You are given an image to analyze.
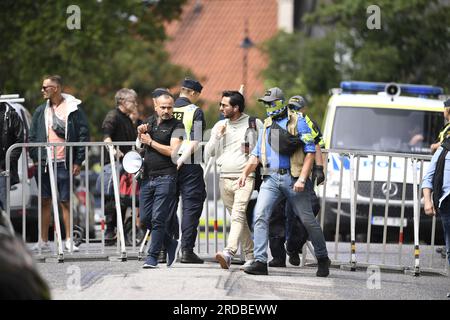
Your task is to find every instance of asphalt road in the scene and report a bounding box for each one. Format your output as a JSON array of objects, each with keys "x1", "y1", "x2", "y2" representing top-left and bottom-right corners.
[{"x1": 36, "y1": 255, "x2": 449, "y2": 300}]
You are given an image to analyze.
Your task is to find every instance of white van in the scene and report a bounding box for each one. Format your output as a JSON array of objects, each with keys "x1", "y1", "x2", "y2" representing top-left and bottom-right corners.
[{"x1": 320, "y1": 81, "x2": 446, "y2": 243}]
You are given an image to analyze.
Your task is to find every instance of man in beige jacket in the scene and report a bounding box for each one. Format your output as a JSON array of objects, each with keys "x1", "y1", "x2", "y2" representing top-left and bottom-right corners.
[{"x1": 205, "y1": 90, "x2": 263, "y2": 269}]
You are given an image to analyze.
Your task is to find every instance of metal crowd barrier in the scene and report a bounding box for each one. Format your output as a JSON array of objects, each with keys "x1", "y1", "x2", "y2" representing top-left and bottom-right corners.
[
  {"x1": 199, "y1": 148, "x2": 448, "y2": 276},
  {"x1": 5, "y1": 141, "x2": 137, "y2": 262},
  {"x1": 4, "y1": 140, "x2": 223, "y2": 263},
  {"x1": 309, "y1": 149, "x2": 448, "y2": 276},
  {"x1": 3, "y1": 141, "x2": 449, "y2": 277}
]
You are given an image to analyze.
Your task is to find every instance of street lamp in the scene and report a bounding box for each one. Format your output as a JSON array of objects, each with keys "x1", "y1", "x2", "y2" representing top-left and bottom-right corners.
[{"x1": 240, "y1": 19, "x2": 254, "y2": 96}]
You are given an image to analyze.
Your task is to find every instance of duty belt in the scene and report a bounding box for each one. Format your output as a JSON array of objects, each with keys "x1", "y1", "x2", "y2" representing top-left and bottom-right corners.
[{"x1": 264, "y1": 168, "x2": 289, "y2": 175}]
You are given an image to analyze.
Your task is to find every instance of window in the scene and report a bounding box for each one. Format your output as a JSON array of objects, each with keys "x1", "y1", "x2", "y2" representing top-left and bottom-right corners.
[{"x1": 330, "y1": 106, "x2": 442, "y2": 154}]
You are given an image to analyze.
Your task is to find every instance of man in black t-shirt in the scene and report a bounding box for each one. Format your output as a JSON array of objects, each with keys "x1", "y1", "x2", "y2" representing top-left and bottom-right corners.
[
  {"x1": 99, "y1": 88, "x2": 138, "y2": 243},
  {"x1": 137, "y1": 93, "x2": 185, "y2": 268}
]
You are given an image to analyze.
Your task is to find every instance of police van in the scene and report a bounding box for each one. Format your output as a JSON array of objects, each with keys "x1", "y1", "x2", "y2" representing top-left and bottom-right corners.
[{"x1": 320, "y1": 81, "x2": 445, "y2": 243}]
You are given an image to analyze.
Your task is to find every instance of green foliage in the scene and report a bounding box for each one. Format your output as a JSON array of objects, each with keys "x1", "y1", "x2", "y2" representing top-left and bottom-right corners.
[
  {"x1": 0, "y1": 0, "x2": 188, "y2": 138},
  {"x1": 307, "y1": 0, "x2": 450, "y2": 89},
  {"x1": 261, "y1": 30, "x2": 340, "y2": 126},
  {"x1": 262, "y1": 0, "x2": 450, "y2": 127}
]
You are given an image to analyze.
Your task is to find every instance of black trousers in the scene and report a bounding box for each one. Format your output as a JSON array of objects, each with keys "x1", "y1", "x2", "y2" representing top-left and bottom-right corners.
[
  {"x1": 104, "y1": 196, "x2": 126, "y2": 231},
  {"x1": 268, "y1": 186, "x2": 320, "y2": 259},
  {"x1": 167, "y1": 164, "x2": 206, "y2": 251}
]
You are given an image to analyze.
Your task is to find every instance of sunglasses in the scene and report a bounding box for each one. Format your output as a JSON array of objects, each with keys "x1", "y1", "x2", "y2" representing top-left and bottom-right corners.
[{"x1": 41, "y1": 85, "x2": 56, "y2": 91}]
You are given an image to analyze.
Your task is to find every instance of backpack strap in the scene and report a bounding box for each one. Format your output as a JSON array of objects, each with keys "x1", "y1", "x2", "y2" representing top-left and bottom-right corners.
[
  {"x1": 441, "y1": 137, "x2": 450, "y2": 151},
  {"x1": 244, "y1": 116, "x2": 259, "y2": 155},
  {"x1": 248, "y1": 116, "x2": 257, "y2": 130}
]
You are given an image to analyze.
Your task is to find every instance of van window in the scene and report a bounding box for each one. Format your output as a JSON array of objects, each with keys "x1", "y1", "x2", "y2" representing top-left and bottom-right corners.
[{"x1": 330, "y1": 106, "x2": 442, "y2": 154}]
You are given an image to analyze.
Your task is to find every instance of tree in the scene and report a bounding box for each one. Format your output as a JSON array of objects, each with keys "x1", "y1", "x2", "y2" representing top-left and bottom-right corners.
[
  {"x1": 307, "y1": 0, "x2": 450, "y2": 89},
  {"x1": 261, "y1": 0, "x2": 450, "y2": 126},
  {"x1": 261, "y1": 30, "x2": 340, "y2": 124},
  {"x1": 0, "y1": 0, "x2": 188, "y2": 138}
]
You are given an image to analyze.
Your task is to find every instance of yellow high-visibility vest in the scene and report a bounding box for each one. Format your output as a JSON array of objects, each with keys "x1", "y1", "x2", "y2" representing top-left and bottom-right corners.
[
  {"x1": 173, "y1": 104, "x2": 198, "y2": 154},
  {"x1": 438, "y1": 123, "x2": 450, "y2": 143}
]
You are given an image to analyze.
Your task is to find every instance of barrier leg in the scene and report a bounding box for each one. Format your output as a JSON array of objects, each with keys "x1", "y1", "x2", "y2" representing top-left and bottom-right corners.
[
  {"x1": 46, "y1": 147, "x2": 64, "y2": 263},
  {"x1": 138, "y1": 229, "x2": 151, "y2": 260},
  {"x1": 108, "y1": 146, "x2": 127, "y2": 261},
  {"x1": 406, "y1": 158, "x2": 420, "y2": 276},
  {"x1": 334, "y1": 155, "x2": 345, "y2": 260},
  {"x1": 349, "y1": 154, "x2": 357, "y2": 271},
  {"x1": 100, "y1": 147, "x2": 105, "y2": 254}
]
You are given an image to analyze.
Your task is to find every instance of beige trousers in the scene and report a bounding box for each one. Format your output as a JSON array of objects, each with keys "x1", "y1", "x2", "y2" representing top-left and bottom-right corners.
[{"x1": 219, "y1": 176, "x2": 254, "y2": 260}]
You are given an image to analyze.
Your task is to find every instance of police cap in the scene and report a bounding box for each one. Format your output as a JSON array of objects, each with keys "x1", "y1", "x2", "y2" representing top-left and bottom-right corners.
[{"x1": 182, "y1": 78, "x2": 203, "y2": 93}]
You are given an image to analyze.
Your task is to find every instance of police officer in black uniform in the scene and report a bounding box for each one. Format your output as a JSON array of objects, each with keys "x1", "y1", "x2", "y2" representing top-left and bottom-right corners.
[
  {"x1": 268, "y1": 95, "x2": 325, "y2": 267},
  {"x1": 169, "y1": 78, "x2": 207, "y2": 264}
]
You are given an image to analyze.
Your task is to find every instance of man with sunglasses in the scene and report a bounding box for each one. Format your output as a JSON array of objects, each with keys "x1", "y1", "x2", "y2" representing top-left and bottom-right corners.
[
  {"x1": 237, "y1": 87, "x2": 330, "y2": 277},
  {"x1": 205, "y1": 90, "x2": 263, "y2": 270},
  {"x1": 29, "y1": 75, "x2": 90, "y2": 253}
]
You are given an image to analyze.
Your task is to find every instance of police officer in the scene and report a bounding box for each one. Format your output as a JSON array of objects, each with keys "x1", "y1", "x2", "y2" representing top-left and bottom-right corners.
[
  {"x1": 268, "y1": 95, "x2": 325, "y2": 267},
  {"x1": 170, "y1": 78, "x2": 207, "y2": 264},
  {"x1": 431, "y1": 99, "x2": 450, "y2": 154},
  {"x1": 238, "y1": 87, "x2": 330, "y2": 277}
]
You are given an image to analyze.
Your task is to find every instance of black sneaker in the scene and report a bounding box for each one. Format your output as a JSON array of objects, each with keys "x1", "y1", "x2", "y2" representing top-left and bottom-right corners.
[
  {"x1": 105, "y1": 227, "x2": 116, "y2": 240},
  {"x1": 268, "y1": 257, "x2": 286, "y2": 268},
  {"x1": 244, "y1": 260, "x2": 268, "y2": 275},
  {"x1": 287, "y1": 251, "x2": 300, "y2": 266},
  {"x1": 158, "y1": 249, "x2": 167, "y2": 264},
  {"x1": 316, "y1": 257, "x2": 331, "y2": 277},
  {"x1": 180, "y1": 250, "x2": 204, "y2": 264}
]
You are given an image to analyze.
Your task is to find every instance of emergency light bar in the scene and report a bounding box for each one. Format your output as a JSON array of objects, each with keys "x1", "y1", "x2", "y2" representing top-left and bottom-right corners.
[{"x1": 340, "y1": 81, "x2": 443, "y2": 97}]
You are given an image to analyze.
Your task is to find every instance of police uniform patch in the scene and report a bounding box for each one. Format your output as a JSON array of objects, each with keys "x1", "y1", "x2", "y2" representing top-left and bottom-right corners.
[
  {"x1": 173, "y1": 112, "x2": 184, "y2": 122},
  {"x1": 301, "y1": 133, "x2": 314, "y2": 144}
]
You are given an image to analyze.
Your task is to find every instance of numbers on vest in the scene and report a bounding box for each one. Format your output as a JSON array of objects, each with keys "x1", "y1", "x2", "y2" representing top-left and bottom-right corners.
[{"x1": 173, "y1": 112, "x2": 184, "y2": 122}]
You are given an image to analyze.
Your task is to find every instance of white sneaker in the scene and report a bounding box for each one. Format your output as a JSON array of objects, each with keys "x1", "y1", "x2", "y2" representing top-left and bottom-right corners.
[
  {"x1": 65, "y1": 238, "x2": 80, "y2": 252},
  {"x1": 215, "y1": 251, "x2": 232, "y2": 269},
  {"x1": 31, "y1": 241, "x2": 52, "y2": 253},
  {"x1": 240, "y1": 259, "x2": 254, "y2": 270}
]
